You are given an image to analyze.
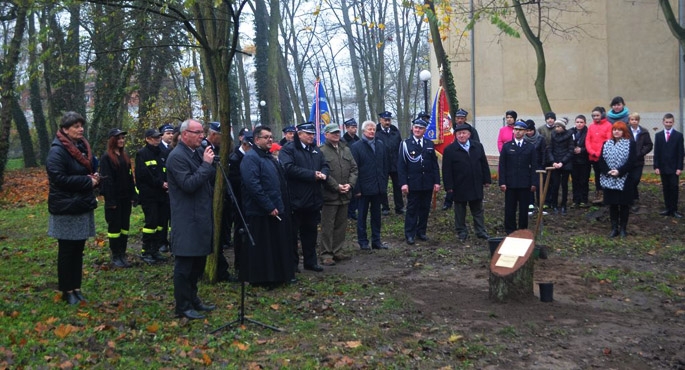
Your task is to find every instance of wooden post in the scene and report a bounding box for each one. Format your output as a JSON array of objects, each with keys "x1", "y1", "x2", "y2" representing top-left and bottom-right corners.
[{"x1": 489, "y1": 229, "x2": 535, "y2": 302}]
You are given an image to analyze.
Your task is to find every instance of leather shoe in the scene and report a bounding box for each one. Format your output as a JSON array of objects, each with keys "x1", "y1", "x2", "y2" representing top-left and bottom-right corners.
[
  {"x1": 406, "y1": 237, "x2": 415, "y2": 245},
  {"x1": 476, "y1": 233, "x2": 490, "y2": 240},
  {"x1": 372, "y1": 243, "x2": 389, "y2": 250},
  {"x1": 395, "y1": 209, "x2": 405, "y2": 215},
  {"x1": 112, "y1": 256, "x2": 127, "y2": 268},
  {"x1": 360, "y1": 244, "x2": 371, "y2": 250},
  {"x1": 159, "y1": 244, "x2": 170, "y2": 253},
  {"x1": 674, "y1": 211, "x2": 683, "y2": 219},
  {"x1": 381, "y1": 209, "x2": 390, "y2": 216},
  {"x1": 73, "y1": 290, "x2": 87, "y2": 303},
  {"x1": 62, "y1": 291, "x2": 80, "y2": 305},
  {"x1": 417, "y1": 235, "x2": 428, "y2": 241},
  {"x1": 304, "y1": 264, "x2": 324, "y2": 272},
  {"x1": 152, "y1": 251, "x2": 167, "y2": 262},
  {"x1": 458, "y1": 234, "x2": 467, "y2": 242},
  {"x1": 140, "y1": 254, "x2": 158, "y2": 264},
  {"x1": 193, "y1": 302, "x2": 216, "y2": 312},
  {"x1": 441, "y1": 204, "x2": 451, "y2": 211},
  {"x1": 660, "y1": 210, "x2": 672, "y2": 216},
  {"x1": 177, "y1": 309, "x2": 205, "y2": 320}
]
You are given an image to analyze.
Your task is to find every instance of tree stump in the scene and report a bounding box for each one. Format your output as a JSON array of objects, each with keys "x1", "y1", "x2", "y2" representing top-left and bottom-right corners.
[{"x1": 488, "y1": 229, "x2": 535, "y2": 302}]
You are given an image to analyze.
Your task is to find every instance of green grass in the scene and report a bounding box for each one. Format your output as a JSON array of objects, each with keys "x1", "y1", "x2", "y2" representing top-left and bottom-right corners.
[{"x1": 0, "y1": 200, "x2": 486, "y2": 368}]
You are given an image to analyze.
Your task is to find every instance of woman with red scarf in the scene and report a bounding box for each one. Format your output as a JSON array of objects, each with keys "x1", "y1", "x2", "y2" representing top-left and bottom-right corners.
[{"x1": 46, "y1": 112, "x2": 100, "y2": 305}]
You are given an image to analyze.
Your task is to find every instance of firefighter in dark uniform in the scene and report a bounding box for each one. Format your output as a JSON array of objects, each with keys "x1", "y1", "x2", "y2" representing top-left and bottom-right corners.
[
  {"x1": 376, "y1": 111, "x2": 404, "y2": 215},
  {"x1": 499, "y1": 120, "x2": 538, "y2": 234},
  {"x1": 157, "y1": 123, "x2": 175, "y2": 252},
  {"x1": 398, "y1": 118, "x2": 441, "y2": 244},
  {"x1": 135, "y1": 129, "x2": 169, "y2": 264}
]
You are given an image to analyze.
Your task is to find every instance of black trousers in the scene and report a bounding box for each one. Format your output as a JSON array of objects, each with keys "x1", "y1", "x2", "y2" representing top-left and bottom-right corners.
[
  {"x1": 591, "y1": 161, "x2": 603, "y2": 191},
  {"x1": 105, "y1": 199, "x2": 132, "y2": 254},
  {"x1": 141, "y1": 200, "x2": 169, "y2": 253},
  {"x1": 292, "y1": 209, "x2": 321, "y2": 268},
  {"x1": 57, "y1": 239, "x2": 86, "y2": 292},
  {"x1": 404, "y1": 190, "x2": 432, "y2": 239},
  {"x1": 627, "y1": 165, "x2": 644, "y2": 202},
  {"x1": 572, "y1": 162, "x2": 591, "y2": 204},
  {"x1": 357, "y1": 194, "x2": 382, "y2": 247},
  {"x1": 549, "y1": 169, "x2": 571, "y2": 208},
  {"x1": 660, "y1": 173, "x2": 680, "y2": 213},
  {"x1": 454, "y1": 199, "x2": 487, "y2": 237},
  {"x1": 173, "y1": 255, "x2": 207, "y2": 313},
  {"x1": 382, "y1": 171, "x2": 404, "y2": 212},
  {"x1": 504, "y1": 188, "x2": 531, "y2": 234}
]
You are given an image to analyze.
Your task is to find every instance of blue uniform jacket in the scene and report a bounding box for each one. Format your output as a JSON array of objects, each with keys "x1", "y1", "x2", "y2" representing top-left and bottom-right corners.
[{"x1": 397, "y1": 137, "x2": 440, "y2": 191}]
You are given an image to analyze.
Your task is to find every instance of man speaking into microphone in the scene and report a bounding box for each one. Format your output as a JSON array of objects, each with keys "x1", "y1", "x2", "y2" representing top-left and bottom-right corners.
[{"x1": 166, "y1": 119, "x2": 217, "y2": 320}]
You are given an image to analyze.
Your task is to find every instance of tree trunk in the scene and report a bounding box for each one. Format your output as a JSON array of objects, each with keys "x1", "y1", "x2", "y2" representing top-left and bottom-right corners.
[
  {"x1": 659, "y1": 0, "x2": 685, "y2": 52},
  {"x1": 425, "y1": 0, "x2": 459, "y2": 127},
  {"x1": 0, "y1": 4, "x2": 27, "y2": 189},
  {"x1": 513, "y1": 0, "x2": 551, "y2": 114},
  {"x1": 488, "y1": 229, "x2": 536, "y2": 302},
  {"x1": 11, "y1": 96, "x2": 38, "y2": 168},
  {"x1": 27, "y1": 13, "x2": 50, "y2": 165},
  {"x1": 340, "y1": 0, "x2": 368, "y2": 120}
]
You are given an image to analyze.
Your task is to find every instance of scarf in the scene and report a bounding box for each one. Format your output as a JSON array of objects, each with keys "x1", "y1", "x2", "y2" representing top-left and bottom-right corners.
[
  {"x1": 523, "y1": 131, "x2": 541, "y2": 145},
  {"x1": 56, "y1": 129, "x2": 93, "y2": 173},
  {"x1": 362, "y1": 135, "x2": 375, "y2": 152},
  {"x1": 607, "y1": 107, "x2": 629, "y2": 122},
  {"x1": 599, "y1": 138, "x2": 630, "y2": 190}
]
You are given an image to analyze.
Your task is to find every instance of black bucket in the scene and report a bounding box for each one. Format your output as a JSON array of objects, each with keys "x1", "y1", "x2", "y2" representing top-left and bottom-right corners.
[
  {"x1": 539, "y1": 282, "x2": 554, "y2": 302},
  {"x1": 488, "y1": 237, "x2": 504, "y2": 257}
]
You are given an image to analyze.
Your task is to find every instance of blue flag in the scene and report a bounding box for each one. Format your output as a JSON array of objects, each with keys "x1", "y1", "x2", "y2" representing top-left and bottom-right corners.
[{"x1": 309, "y1": 79, "x2": 331, "y2": 145}]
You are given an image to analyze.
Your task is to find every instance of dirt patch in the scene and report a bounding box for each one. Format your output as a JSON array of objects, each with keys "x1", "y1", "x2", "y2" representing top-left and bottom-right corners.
[{"x1": 329, "y1": 183, "x2": 685, "y2": 369}]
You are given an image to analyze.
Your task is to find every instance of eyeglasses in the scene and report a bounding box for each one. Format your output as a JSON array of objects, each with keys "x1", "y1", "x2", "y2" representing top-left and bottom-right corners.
[
  {"x1": 186, "y1": 129, "x2": 204, "y2": 135},
  {"x1": 258, "y1": 135, "x2": 273, "y2": 140}
]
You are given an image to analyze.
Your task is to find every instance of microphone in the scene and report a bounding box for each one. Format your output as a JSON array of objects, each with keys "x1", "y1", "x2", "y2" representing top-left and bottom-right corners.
[{"x1": 200, "y1": 139, "x2": 220, "y2": 162}]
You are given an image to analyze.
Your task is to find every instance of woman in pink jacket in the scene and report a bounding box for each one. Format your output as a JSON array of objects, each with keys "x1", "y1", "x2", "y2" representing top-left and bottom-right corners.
[
  {"x1": 497, "y1": 110, "x2": 517, "y2": 152},
  {"x1": 585, "y1": 106, "x2": 613, "y2": 204}
]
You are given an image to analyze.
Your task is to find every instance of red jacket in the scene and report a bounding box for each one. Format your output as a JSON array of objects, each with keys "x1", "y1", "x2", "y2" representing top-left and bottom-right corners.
[{"x1": 585, "y1": 119, "x2": 612, "y2": 162}]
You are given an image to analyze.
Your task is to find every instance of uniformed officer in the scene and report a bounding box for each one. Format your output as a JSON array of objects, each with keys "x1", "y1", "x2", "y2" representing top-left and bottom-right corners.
[
  {"x1": 499, "y1": 120, "x2": 538, "y2": 234},
  {"x1": 376, "y1": 111, "x2": 404, "y2": 215},
  {"x1": 280, "y1": 125, "x2": 296, "y2": 146},
  {"x1": 398, "y1": 118, "x2": 441, "y2": 245}
]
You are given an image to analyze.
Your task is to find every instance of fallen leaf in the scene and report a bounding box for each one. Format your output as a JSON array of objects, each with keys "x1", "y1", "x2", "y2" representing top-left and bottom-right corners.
[
  {"x1": 202, "y1": 352, "x2": 212, "y2": 366},
  {"x1": 34, "y1": 322, "x2": 49, "y2": 334},
  {"x1": 448, "y1": 334, "x2": 463, "y2": 343},
  {"x1": 54, "y1": 324, "x2": 77, "y2": 339},
  {"x1": 46, "y1": 317, "x2": 59, "y2": 324},
  {"x1": 146, "y1": 323, "x2": 159, "y2": 333},
  {"x1": 270, "y1": 304, "x2": 280, "y2": 310},
  {"x1": 603, "y1": 347, "x2": 612, "y2": 355},
  {"x1": 647, "y1": 249, "x2": 656, "y2": 256},
  {"x1": 345, "y1": 341, "x2": 362, "y2": 348},
  {"x1": 232, "y1": 341, "x2": 249, "y2": 351},
  {"x1": 10, "y1": 311, "x2": 19, "y2": 318}
]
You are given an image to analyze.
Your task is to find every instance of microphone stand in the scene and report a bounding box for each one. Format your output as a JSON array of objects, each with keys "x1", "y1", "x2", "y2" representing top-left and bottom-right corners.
[{"x1": 210, "y1": 156, "x2": 282, "y2": 333}]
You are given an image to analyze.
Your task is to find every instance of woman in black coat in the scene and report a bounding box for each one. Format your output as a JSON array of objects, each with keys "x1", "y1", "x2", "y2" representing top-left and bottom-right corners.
[
  {"x1": 570, "y1": 115, "x2": 590, "y2": 207},
  {"x1": 547, "y1": 118, "x2": 574, "y2": 214},
  {"x1": 46, "y1": 112, "x2": 100, "y2": 305},
  {"x1": 599, "y1": 121, "x2": 636, "y2": 238}
]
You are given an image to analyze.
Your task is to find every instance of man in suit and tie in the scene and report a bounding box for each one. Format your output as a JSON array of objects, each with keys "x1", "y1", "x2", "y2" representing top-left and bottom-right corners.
[
  {"x1": 498, "y1": 120, "x2": 538, "y2": 234},
  {"x1": 653, "y1": 113, "x2": 684, "y2": 218},
  {"x1": 397, "y1": 118, "x2": 441, "y2": 245}
]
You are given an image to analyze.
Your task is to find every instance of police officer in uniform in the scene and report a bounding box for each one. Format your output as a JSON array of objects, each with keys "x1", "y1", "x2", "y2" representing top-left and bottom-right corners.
[
  {"x1": 398, "y1": 118, "x2": 441, "y2": 244},
  {"x1": 280, "y1": 125, "x2": 296, "y2": 146}
]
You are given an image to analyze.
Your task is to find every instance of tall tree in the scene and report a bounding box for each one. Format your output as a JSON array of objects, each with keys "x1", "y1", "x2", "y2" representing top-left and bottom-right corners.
[
  {"x1": 0, "y1": 2, "x2": 27, "y2": 189},
  {"x1": 27, "y1": 12, "x2": 50, "y2": 165},
  {"x1": 659, "y1": 0, "x2": 685, "y2": 52},
  {"x1": 11, "y1": 96, "x2": 38, "y2": 168}
]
